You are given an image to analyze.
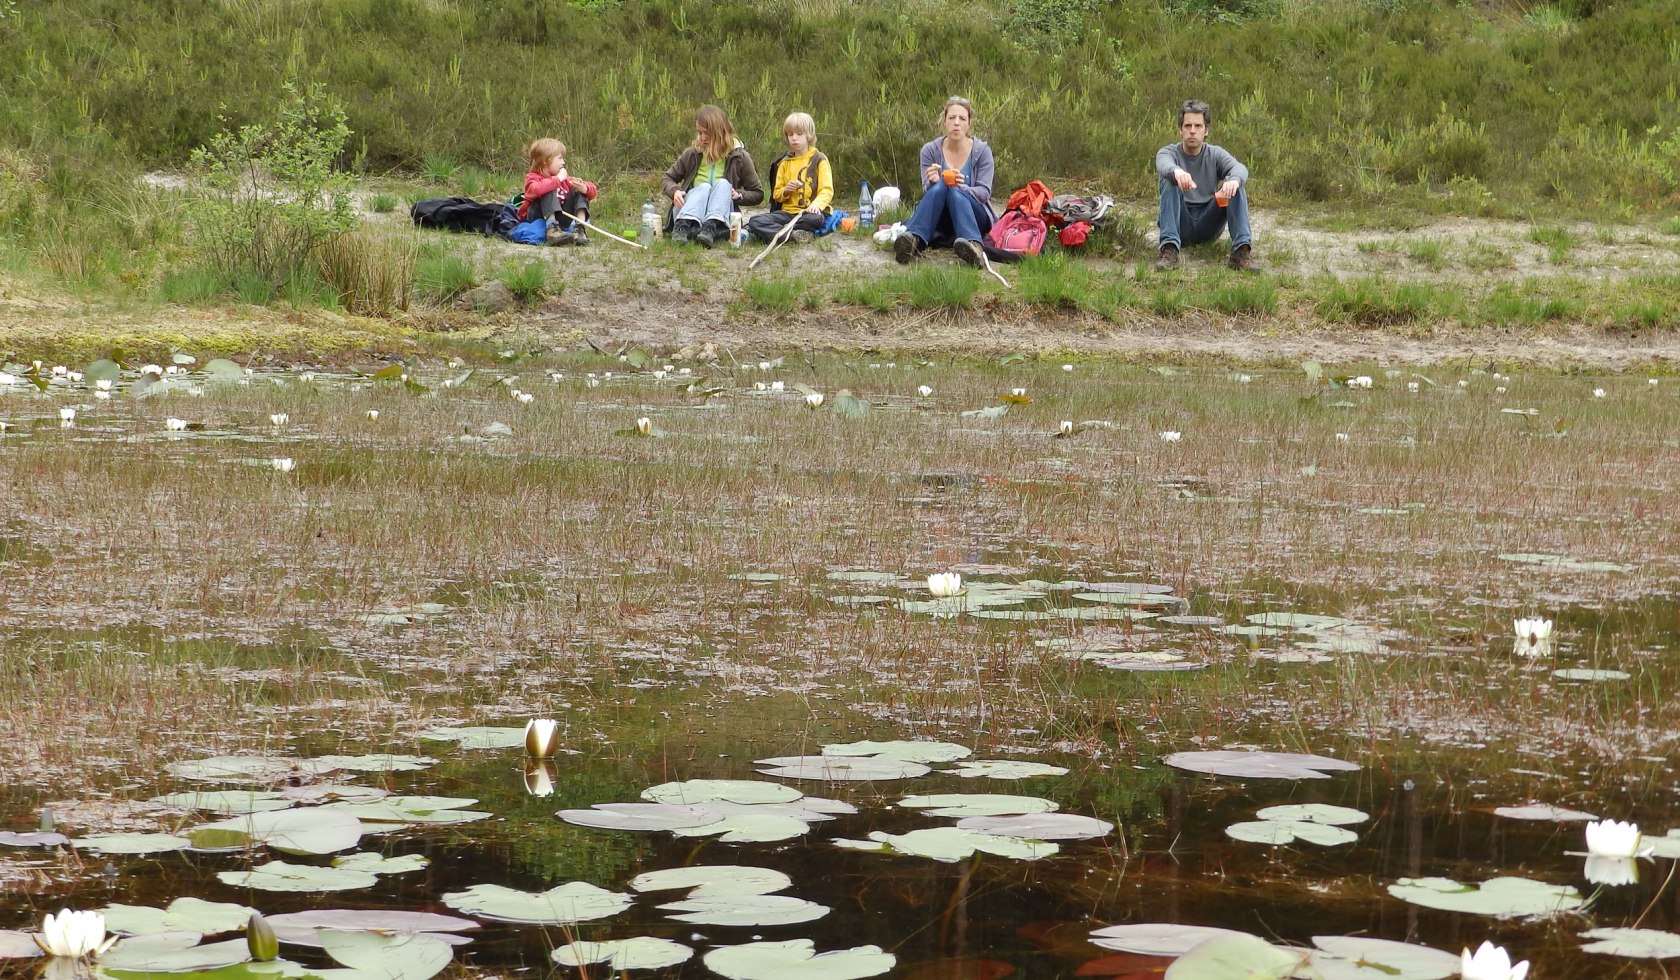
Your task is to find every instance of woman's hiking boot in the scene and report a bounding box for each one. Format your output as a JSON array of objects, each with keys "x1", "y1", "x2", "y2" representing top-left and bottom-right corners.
[
  {"x1": 894, "y1": 232, "x2": 923, "y2": 265},
  {"x1": 672, "y1": 219, "x2": 698, "y2": 244},
  {"x1": 953, "y1": 238, "x2": 983, "y2": 268},
  {"x1": 696, "y1": 219, "x2": 728, "y2": 248}
]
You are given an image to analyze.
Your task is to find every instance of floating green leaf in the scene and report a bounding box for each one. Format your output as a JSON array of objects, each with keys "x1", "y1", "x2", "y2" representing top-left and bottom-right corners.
[
  {"x1": 847, "y1": 827, "x2": 1057, "y2": 862},
  {"x1": 441, "y1": 883, "x2": 632, "y2": 924},
  {"x1": 1163, "y1": 750, "x2": 1360, "y2": 780},
  {"x1": 1494, "y1": 804, "x2": 1599, "y2": 822},
  {"x1": 193, "y1": 808, "x2": 364, "y2": 855},
  {"x1": 321, "y1": 797, "x2": 488, "y2": 827},
  {"x1": 84, "y1": 360, "x2": 123, "y2": 383},
  {"x1": 1554, "y1": 668, "x2": 1630, "y2": 681},
  {"x1": 660, "y1": 895, "x2": 829, "y2": 927},
  {"x1": 101, "y1": 934, "x2": 251, "y2": 973},
  {"x1": 204, "y1": 359, "x2": 245, "y2": 381},
  {"x1": 1308, "y1": 935, "x2": 1458, "y2": 980},
  {"x1": 1165, "y1": 933, "x2": 1306, "y2": 980},
  {"x1": 896, "y1": 794, "x2": 1056, "y2": 818},
  {"x1": 830, "y1": 389, "x2": 869, "y2": 418},
  {"x1": 703, "y1": 940, "x2": 895, "y2": 980},
  {"x1": 165, "y1": 756, "x2": 338, "y2": 784},
  {"x1": 1387, "y1": 876, "x2": 1585, "y2": 918},
  {"x1": 0, "y1": 930, "x2": 38, "y2": 958},
  {"x1": 216, "y1": 861, "x2": 378, "y2": 893},
  {"x1": 558, "y1": 802, "x2": 725, "y2": 832},
  {"x1": 824, "y1": 741, "x2": 971, "y2": 764},
  {"x1": 1579, "y1": 927, "x2": 1680, "y2": 959},
  {"x1": 262, "y1": 910, "x2": 478, "y2": 948},
  {"x1": 1255, "y1": 804, "x2": 1369, "y2": 825},
  {"x1": 642, "y1": 780, "x2": 803, "y2": 805},
  {"x1": 554, "y1": 937, "x2": 693, "y2": 971},
  {"x1": 332, "y1": 852, "x2": 430, "y2": 875},
  {"x1": 311, "y1": 754, "x2": 438, "y2": 772},
  {"x1": 70, "y1": 833, "x2": 191, "y2": 855},
  {"x1": 671, "y1": 813, "x2": 812, "y2": 843},
  {"x1": 756, "y1": 756, "x2": 931, "y2": 781},
  {"x1": 947, "y1": 760, "x2": 1069, "y2": 780},
  {"x1": 102, "y1": 899, "x2": 257, "y2": 937},
  {"x1": 630, "y1": 866, "x2": 792, "y2": 898},
  {"x1": 1089, "y1": 923, "x2": 1254, "y2": 956},
  {"x1": 417, "y1": 727, "x2": 527, "y2": 749},
  {"x1": 956, "y1": 813, "x2": 1113, "y2": 840},
  {"x1": 960, "y1": 405, "x2": 1008, "y2": 420},
  {"x1": 1226, "y1": 820, "x2": 1358, "y2": 847},
  {"x1": 150, "y1": 791, "x2": 293, "y2": 815},
  {"x1": 316, "y1": 930, "x2": 452, "y2": 980}
]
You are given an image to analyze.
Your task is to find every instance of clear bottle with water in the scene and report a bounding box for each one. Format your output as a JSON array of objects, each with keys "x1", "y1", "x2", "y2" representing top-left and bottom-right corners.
[
  {"x1": 640, "y1": 198, "x2": 657, "y2": 241},
  {"x1": 858, "y1": 181, "x2": 873, "y2": 229}
]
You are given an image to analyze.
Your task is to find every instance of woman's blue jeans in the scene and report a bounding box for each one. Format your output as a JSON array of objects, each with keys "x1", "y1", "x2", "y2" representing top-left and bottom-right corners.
[
  {"x1": 676, "y1": 179, "x2": 735, "y2": 227},
  {"x1": 905, "y1": 182, "x2": 993, "y2": 248}
]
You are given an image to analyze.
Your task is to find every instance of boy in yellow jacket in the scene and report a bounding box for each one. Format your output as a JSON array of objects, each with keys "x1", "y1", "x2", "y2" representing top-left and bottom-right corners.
[{"x1": 746, "y1": 112, "x2": 834, "y2": 244}]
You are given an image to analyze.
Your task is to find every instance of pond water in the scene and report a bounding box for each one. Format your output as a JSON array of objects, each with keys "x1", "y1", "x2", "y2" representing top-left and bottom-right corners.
[{"x1": 2, "y1": 356, "x2": 1679, "y2": 978}]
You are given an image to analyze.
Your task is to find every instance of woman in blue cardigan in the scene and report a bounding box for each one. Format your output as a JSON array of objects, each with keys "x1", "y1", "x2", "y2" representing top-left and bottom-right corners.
[{"x1": 894, "y1": 96, "x2": 996, "y2": 268}]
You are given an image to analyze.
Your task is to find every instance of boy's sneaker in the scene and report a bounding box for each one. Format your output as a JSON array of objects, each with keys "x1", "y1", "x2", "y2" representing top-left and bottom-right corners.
[
  {"x1": 546, "y1": 227, "x2": 574, "y2": 246},
  {"x1": 1155, "y1": 243, "x2": 1180, "y2": 270},
  {"x1": 894, "y1": 232, "x2": 922, "y2": 265},
  {"x1": 572, "y1": 229, "x2": 589, "y2": 246},
  {"x1": 953, "y1": 238, "x2": 983, "y2": 268},
  {"x1": 790, "y1": 229, "x2": 815, "y2": 244},
  {"x1": 1228, "y1": 243, "x2": 1256, "y2": 271},
  {"x1": 672, "y1": 220, "x2": 698, "y2": 244}
]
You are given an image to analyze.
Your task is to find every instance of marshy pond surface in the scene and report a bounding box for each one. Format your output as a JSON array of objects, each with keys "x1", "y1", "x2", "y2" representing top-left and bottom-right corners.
[{"x1": 2, "y1": 355, "x2": 1679, "y2": 977}]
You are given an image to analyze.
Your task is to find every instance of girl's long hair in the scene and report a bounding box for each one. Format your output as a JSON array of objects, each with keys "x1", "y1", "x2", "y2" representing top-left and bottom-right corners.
[{"x1": 693, "y1": 104, "x2": 735, "y2": 163}]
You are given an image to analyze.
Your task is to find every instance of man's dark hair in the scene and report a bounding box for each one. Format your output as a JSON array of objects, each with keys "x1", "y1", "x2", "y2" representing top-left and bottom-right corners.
[{"x1": 1178, "y1": 99, "x2": 1211, "y2": 127}]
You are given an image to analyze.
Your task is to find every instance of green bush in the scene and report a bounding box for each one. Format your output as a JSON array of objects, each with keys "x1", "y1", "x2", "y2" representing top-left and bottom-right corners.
[
  {"x1": 744, "y1": 277, "x2": 803, "y2": 313},
  {"x1": 500, "y1": 260, "x2": 552, "y2": 303},
  {"x1": 1316, "y1": 278, "x2": 1446, "y2": 326},
  {"x1": 414, "y1": 248, "x2": 477, "y2": 302}
]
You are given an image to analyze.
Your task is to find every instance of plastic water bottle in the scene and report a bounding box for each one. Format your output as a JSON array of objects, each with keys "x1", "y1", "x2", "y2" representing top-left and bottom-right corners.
[
  {"x1": 858, "y1": 181, "x2": 873, "y2": 230},
  {"x1": 640, "y1": 198, "x2": 657, "y2": 241}
]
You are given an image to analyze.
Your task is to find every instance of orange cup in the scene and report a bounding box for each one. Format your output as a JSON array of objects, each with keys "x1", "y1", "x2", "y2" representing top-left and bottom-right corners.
[
  {"x1": 941, "y1": 169, "x2": 960, "y2": 187},
  {"x1": 1215, "y1": 192, "x2": 1229, "y2": 207},
  {"x1": 840, "y1": 216, "x2": 857, "y2": 233}
]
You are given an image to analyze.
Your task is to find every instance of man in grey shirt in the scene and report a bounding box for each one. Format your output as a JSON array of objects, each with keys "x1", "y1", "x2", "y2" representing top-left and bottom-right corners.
[{"x1": 1154, "y1": 99, "x2": 1254, "y2": 271}]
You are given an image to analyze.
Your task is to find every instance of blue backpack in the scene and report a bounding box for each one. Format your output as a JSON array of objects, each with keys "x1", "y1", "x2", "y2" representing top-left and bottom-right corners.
[{"x1": 508, "y1": 218, "x2": 548, "y2": 246}]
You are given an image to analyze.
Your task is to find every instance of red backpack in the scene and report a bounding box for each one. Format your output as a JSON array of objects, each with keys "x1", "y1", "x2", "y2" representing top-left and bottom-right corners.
[{"x1": 987, "y1": 210, "x2": 1048, "y2": 257}]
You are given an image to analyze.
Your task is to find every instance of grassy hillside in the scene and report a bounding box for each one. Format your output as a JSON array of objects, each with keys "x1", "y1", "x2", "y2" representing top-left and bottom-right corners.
[{"x1": 6, "y1": 0, "x2": 1679, "y2": 210}]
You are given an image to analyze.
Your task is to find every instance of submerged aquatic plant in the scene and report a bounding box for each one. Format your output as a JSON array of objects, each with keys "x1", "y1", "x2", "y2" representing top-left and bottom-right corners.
[
  {"x1": 927, "y1": 573, "x2": 962, "y2": 598},
  {"x1": 1585, "y1": 819, "x2": 1653, "y2": 858},
  {"x1": 1460, "y1": 940, "x2": 1528, "y2": 980},
  {"x1": 33, "y1": 908, "x2": 116, "y2": 959}
]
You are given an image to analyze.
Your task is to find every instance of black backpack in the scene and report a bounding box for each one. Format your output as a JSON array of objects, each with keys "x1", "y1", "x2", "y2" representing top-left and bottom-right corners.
[{"x1": 411, "y1": 197, "x2": 518, "y2": 238}]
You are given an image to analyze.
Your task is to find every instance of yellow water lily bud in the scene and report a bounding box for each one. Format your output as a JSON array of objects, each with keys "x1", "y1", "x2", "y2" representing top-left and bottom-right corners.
[
  {"x1": 525, "y1": 718, "x2": 560, "y2": 758},
  {"x1": 247, "y1": 913, "x2": 279, "y2": 962}
]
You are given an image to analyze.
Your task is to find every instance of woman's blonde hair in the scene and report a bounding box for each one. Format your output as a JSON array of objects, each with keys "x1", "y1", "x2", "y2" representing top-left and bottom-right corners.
[
  {"x1": 782, "y1": 112, "x2": 816, "y2": 142},
  {"x1": 693, "y1": 105, "x2": 737, "y2": 163},
  {"x1": 940, "y1": 96, "x2": 975, "y2": 128},
  {"x1": 525, "y1": 137, "x2": 565, "y2": 170}
]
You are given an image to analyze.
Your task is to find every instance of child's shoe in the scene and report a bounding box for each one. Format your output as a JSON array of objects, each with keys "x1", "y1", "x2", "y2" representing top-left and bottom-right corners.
[
  {"x1": 572, "y1": 229, "x2": 589, "y2": 246},
  {"x1": 546, "y1": 225, "x2": 574, "y2": 246},
  {"x1": 790, "y1": 230, "x2": 815, "y2": 244}
]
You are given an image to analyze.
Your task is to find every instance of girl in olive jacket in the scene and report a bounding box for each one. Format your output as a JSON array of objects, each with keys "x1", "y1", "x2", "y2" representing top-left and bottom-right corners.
[{"x1": 661, "y1": 104, "x2": 764, "y2": 247}]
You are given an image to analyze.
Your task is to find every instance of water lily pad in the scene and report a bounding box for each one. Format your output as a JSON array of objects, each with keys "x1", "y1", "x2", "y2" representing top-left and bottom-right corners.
[
  {"x1": 1158, "y1": 615, "x2": 1226, "y2": 626},
  {"x1": 332, "y1": 852, "x2": 430, "y2": 874},
  {"x1": 956, "y1": 813, "x2": 1113, "y2": 840},
  {"x1": 1579, "y1": 927, "x2": 1680, "y2": 958},
  {"x1": 277, "y1": 785, "x2": 389, "y2": 804},
  {"x1": 1079, "y1": 582, "x2": 1175, "y2": 594},
  {"x1": 1494, "y1": 803, "x2": 1599, "y2": 821},
  {"x1": 947, "y1": 760, "x2": 1069, "y2": 780},
  {"x1": 1053, "y1": 606, "x2": 1158, "y2": 622},
  {"x1": 757, "y1": 756, "x2": 931, "y2": 781},
  {"x1": 102, "y1": 934, "x2": 251, "y2": 972},
  {"x1": 630, "y1": 866, "x2": 792, "y2": 898},
  {"x1": 321, "y1": 797, "x2": 487, "y2": 826},
  {"x1": 0, "y1": 931, "x2": 39, "y2": 958},
  {"x1": 441, "y1": 882, "x2": 632, "y2": 924},
  {"x1": 1165, "y1": 933, "x2": 1305, "y2": 980},
  {"x1": 150, "y1": 791, "x2": 294, "y2": 815},
  {"x1": 703, "y1": 940, "x2": 895, "y2": 980},
  {"x1": 102, "y1": 899, "x2": 257, "y2": 937},
  {"x1": 1226, "y1": 820, "x2": 1358, "y2": 847},
  {"x1": 730, "y1": 573, "x2": 786, "y2": 582},
  {"x1": 554, "y1": 936, "x2": 693, "y2": 970},
  {"x1": 193, "y1": 808, "x2": 364, "y2": 855},
  {"x1": 317, "y1": 930, "x2": 452, "y2": 980},
  {"x1": 1644, "y1": 830, "x2": 1680, "y2": 860},
  {"x1": 1387, "y1": 876, "x2": 1585, "y2": 918},
  {"x1": 1245, "y1": 612, "x2": 1348, "y2": 630},
  {"x1": 1255, "y1": 804, "x2": 1369, "y2": 825},
  {"x1": 897, "y1": 794, "x2": 1057, "y2": 818},
  {"x1": 970, "y1": 608, "x2": 1061, "y2": 621},
  {"x1": 417, "y1": 726, "x2": 525, "y2": 749},
  {"x1": 70, "y1": 832, "x2": 192, "y2": 854},
  {"x1": 659, "y1": 894, "x2": 829, "y2": 927},
  {"x1": 1163, "y1": 750, "x2": 1360, "y2": 780},
  {"x1": 852, "y1": 827, "x2": 1057, "y2": 862},
  {"x1": 1088, "y1": 923, "x2": 1255, "y2": 956},
  {"x1": 311, "y1": 754, "x2": 438, "y2": 772},
  {"x1": 165, "y1": 756, "x2": 339, "y2": 783},
  {"x1": 701, "y1": 799, "x2": 858, "y2": 821},
  {"x1": 262, "y1": 910, "x2": 478, "y2": 948},
  {"x1": 1309, "y1": 936, "x2": 1458, "y2": 980},
  {"x1": 825, "y1": 570, "x2": 900, "y2": 582},
  {"x1": 0, "y1": 831, "x2": 68, "y2": 846},
  {"x1": 1072, "y1": 592, "x2": 1178, "y2": 607},
  {"x1": 1497, "y1": 552, "x2": 1634, "y2": 573},
  {"x1": 217, "y1": 860, "x2": 379, "y2": 893},
  {"x1": 1554, "y1": 668, "x2": 1630, "y2": 681},
  {"x1": 672, "y1": 813, "x2": 813, "y2": 843},
  {"x1": 558, "y1": 803, "x2": 725, "y2": 832},
  {"x1": 642, "y1": 779, "x2": 804, "y2": 805}
]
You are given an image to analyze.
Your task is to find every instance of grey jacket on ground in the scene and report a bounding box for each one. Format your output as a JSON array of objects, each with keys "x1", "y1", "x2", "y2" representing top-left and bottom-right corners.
[{"x1": 1155, "y1": 143, "x2": 1249, "y2": 206}]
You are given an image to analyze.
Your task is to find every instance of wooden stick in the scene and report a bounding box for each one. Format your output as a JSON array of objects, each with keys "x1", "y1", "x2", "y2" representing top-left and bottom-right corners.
[
  {"x1": 748, "y1": 215, "x2": 801, "y2": 270},
  {"x1": 559, "y1": 210, "x2": 646, "y2": 250},
  {"x1": 979, "y1": 250, "x2": 1012, "y2": 289}
]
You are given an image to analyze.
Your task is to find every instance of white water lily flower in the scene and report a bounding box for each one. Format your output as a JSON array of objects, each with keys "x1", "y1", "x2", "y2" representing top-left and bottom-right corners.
[
  {"x1": 300, "y1": 372, "x2": 316, "y2": 382},
  {"x1": 918, "y1": 385, "x2": 933, "y2": 397},
  {"x1": 1159, "y1": 431, "x2": 1181, "y2": 442},
  {"x1": 1460, "y1": 940, "x2": 1528, "y2": 980},
  {"x1": 164, "y1": 418, "x2": 188, "y2": 431},
  {"x1": 1237, "y1": 374, "x2": 1251, "y2": 383},
  {"x1": 1586, "y1": 819, "x2": 1654, "y2": 858},
  {"x1": 585, "y1": 377, "x2": 600, "y2": 388},
  {"x1": 1592, "y1": 388, "x2": 1605, "y2": 398},
  {"x1": 758, "y1": 361, "x2": 771, "y2": 371},
  {"x1": 653, "y1": 370, "x2": 667, "y2": 380},
  {"x1": 1335, "y1": 432, "x2": 1349, "y2": 442},
  {"x1": 1513, "y1": 617, "x2": 1552, "y2": 654},
  {"x1": 805, "y1": 392, "x2": 824, "y2": 408},
  {"x1": 365, "y1": 410, "x2": 379, "y2": 420},
  {"x1": 1650, "y1": 378, "x2": 1659, "y2": 386},
  {"x1": 635, "y1": 417, "x2": 652, "y2": 436},
  {"x1": 59, "y1": 408, "x2": 76, "y2": 422},
  {"x1": 754, "y1": 382, "x2": 767, "y2": 392},
  {"x1": 1496, "y1": 386, "x2": 1507, "y2": 394},
  {"x1": 1584, "y1": 855, "x2": 1640, "y2": 886},
  {"x1": 0, "y1": 373, "x2": 13, "y2": 386},
  {"x1": 770, "y1": 381, "x2": 784, "y2": 392},
  {"x1": 142, "y1": 364, "x2": 163, "y2": 377},
  {"x1": 1062, "y1": 364, "x2": 1073, "y2": 372},
  {"x1": 662, "y1": 364, "x2": 674, "y2": 373},
  {"x1": 927, "y1": 572, "x2": 963, "y2": 598},
  {"x1": 94, "y1": 390, "x2": 111, "y2": 400},
  {"x1": 602, "y1": 371, "x2": 612, "y2": 380},
  {"x1": 33, "y1": 909, "x2": 116, "y2": 959},
  {"x1": 1458, "y1": 379, "x2": 1469, "y2": 387},
  {"x1": 448, "y1": 359, "x2": 462, "y2": 369},
  {"x1": 1349, "y1": 375, "x2": 1373, "y2": 389},
  {"x1": 96, "y1": 379, "x2": 112, "y2": 391},
  {"x1": 66, "y1": 371, "x2": 82, "y2": 383},
  {"x1": 1407, "y1": 381, "x2": 1419, "y2": 393},
  {"x1": 1011, "y1": 387, "x2": 1027, "y2": 397},
  {"x1": 525, "y1": 718, "x2": 560, "y2": 758},
  {"x1": 517, "y1": 392, "x2": 534, "y2": 404},
  {"x1": 269, "y1": 413, "x2": 288, "y2": 427},
  {"x1": 1059, "y1": 420, "x2": 1074, "y2": 436},
  {"x1": 51, "y1": 365, "x2": 67, "y2": 376},
  {"x1": 165, "y1": 365, "x2": 180, "y2": 375},
  {"x1": 0, "y1": 421, "x2": 9, "y2": 431},
  {"x1": 270, "y1": 458, "x2": 295, "y2": 473}
]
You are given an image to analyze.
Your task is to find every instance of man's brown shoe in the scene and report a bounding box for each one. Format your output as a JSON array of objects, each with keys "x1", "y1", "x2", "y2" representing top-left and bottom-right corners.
[
  {"x1": 1228, "y1": 243, "x2": 1256, "y2": 271},
  {"x1": 1155, "y1": 243, "x2": 1180, "y2": 271}
]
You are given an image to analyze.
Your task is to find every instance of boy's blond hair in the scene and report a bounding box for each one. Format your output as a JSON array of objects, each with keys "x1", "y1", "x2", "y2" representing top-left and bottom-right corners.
[
  {"x1": 782, "y1": 112, "x2": 816, "y2": 143},
  {"x1": 525, "y1": 138, "x2": 565, "y2": 170}
]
